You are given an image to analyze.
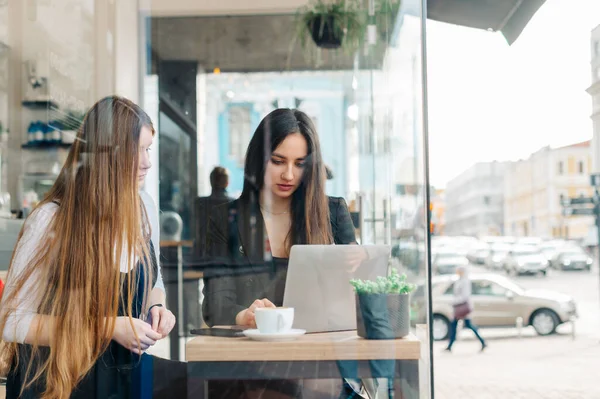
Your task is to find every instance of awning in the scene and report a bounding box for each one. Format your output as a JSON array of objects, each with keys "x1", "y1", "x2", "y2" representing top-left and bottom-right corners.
[{"x1": 427, "y1": 0, "x2": 547, "y2": 45}]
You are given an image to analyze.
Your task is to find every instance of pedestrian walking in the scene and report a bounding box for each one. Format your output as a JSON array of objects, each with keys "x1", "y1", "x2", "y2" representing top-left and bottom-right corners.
[{"x1": 445, "y1": 265, "x2": 487, "y2": 352}]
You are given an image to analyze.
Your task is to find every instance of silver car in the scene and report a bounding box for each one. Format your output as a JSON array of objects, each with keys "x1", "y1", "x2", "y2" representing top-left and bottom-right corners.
[
  {"x1": 551, "y1": 249, "x2": 593, "y2": 271},
  {"x1": 503, "y1": 246, "x2": 549, "y2": 276},
  {"x1": 433, "y1": 250, "x2": 469, "y2": 275},
  {"x1": 485, "y1": 243, "x2": 512, "y2": 271},
  {"x1": 412, "y1": 273, "x2": 577, "y2": 341}
]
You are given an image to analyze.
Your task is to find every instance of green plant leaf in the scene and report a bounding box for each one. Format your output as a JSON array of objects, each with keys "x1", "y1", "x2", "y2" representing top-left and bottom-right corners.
[
  {"x1": 351, "y1": 267, "x2": 415, "y2": 295},
  {"x1": 293, "y1": 0, "x2": 401, "y2": 57}
]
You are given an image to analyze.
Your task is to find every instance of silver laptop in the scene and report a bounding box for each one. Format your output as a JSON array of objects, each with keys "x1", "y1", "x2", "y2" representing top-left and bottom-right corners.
[{"x1": 283, "y1": 245, "x2": 391, "y2": 333}]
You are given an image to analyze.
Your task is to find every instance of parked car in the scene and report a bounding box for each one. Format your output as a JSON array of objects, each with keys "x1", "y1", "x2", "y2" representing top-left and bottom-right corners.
[
  {"x1": 485, "y1": 243, "x2": 512, "y2": 271},
  {"x1": 467, "y1": 243, "x2": 490, "y2": 264},
  {"x1": 503, "y1": 246, "x2": 549, "y2": 276},
  {"x1": 412, "y1": 274, "x2": 577, "y2": 341},
  {"x1": 540, "y1": 239, "x2": 578, "y2": 263},
  {"x1": 433, "y1": 250, "x2": 469, "y2": 275},
  {"x1": 551, "y1": 249, "x2": 593, "y2": 271},
  {"x1": 540, "y1": 244, "x2": 558, "y2": 266}
]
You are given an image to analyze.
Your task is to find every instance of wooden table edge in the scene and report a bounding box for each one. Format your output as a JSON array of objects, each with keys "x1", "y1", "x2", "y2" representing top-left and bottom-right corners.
[{"x1": 186, "y1": 331, "x2": 422, "y2": 362}]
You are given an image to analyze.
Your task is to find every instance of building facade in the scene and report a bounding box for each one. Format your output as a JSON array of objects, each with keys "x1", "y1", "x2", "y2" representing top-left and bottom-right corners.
[
  {"x1": 444, "y1": 161, "x2": 506, "y2": 237},
  {"x1": 589, "y1": 24, "x2": 600, "y2": 175},
  {"x1": 504, "y1": 141, "x2": 593, "y2": 239}
]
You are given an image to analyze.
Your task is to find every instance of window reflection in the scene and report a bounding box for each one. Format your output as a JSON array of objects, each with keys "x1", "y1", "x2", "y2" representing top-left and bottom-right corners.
[
  {"x1": 0, "y1": 0, "x2": 431, "y2": 397},
  {"x1": 228, "y1": 105, "x2": 251, "y2": 166}
]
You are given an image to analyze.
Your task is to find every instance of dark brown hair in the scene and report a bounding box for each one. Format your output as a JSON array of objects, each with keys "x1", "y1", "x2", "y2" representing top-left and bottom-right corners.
[
  {"x1": 209, "y1": 166, "x2": 229, "y2": 190},
  {"x1": 240, "y1": 108, "x2": 332, "y2": 255}
]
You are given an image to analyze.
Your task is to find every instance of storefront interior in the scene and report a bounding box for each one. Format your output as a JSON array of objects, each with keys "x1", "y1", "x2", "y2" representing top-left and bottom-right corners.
[{"x1": 0, "y1": 1, "x2": 545, "y2": 397}]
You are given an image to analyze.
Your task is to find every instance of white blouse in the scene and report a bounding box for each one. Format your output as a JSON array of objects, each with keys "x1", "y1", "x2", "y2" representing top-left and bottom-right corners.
[{"x1": 1, "y1": 191, "x2": 165, "y2": 343}]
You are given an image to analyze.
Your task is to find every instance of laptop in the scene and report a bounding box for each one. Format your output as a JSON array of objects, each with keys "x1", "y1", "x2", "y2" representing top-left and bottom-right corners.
[{"x1": 283, "y1": 245, "x2": 391, "y2": 333}]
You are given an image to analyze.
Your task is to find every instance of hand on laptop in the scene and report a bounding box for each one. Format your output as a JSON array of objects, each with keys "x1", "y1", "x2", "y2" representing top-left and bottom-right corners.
[{"x1": 235, "y1": 298, "x2": 276, "y2": 328}]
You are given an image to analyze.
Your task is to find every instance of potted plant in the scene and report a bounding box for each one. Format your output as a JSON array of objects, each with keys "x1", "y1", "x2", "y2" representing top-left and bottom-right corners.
[
  {"x1": 294, "y1": 0, "x2": 401, "y2": 52},
  {"x1": 350, "y1": 268, "x2": 415, "y2": 339},
  {"x1": 296, "y1": 0, "x2": 364, "y2": 50}
]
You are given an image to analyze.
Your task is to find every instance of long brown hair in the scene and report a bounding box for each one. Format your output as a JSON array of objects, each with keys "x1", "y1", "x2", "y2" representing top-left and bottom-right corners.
[
  {"x1": 0, "y1": 96, "x2": 155, "y2": 398},
  {"x1": 240, "y1": 108, "x2": 333, "y2": 255}
]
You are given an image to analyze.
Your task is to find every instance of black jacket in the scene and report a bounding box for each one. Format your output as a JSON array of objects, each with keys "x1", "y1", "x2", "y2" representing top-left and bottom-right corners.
[
  {"x1": 191, "y1": 190, "x2": 234, "y2": 258},
  {"x1": 199, "y1": 196, "x2": 357, "y2": 326}
]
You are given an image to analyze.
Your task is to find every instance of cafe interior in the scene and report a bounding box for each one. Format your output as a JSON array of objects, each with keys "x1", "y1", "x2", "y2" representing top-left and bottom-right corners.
[{"x1": 0, "y1": 0, "x2": 544, "y2": 397}]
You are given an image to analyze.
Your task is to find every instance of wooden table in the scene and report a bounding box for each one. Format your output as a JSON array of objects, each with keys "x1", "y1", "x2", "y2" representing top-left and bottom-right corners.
[{"x1": 186, "y1": 330, "x2": 422, "y2": 398}]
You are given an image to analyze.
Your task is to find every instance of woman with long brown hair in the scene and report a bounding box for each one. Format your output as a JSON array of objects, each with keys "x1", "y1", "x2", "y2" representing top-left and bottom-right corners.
[{"x1": 0, "y1": 96, "x2": 176, "y2": 398}]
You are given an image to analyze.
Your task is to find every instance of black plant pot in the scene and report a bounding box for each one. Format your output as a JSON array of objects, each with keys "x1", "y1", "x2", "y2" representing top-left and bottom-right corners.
[
  {"x1": 356, "y1": 293, "x2": 410, "y2": 340},
  {"x1": 307, "y1": 15, "x2": 343, "y2": 49}
]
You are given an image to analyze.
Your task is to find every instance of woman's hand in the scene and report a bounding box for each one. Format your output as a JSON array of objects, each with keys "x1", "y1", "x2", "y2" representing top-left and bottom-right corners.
[
  {"x1": 113, "y1": 316, "x2": 163, "y2": 355},
  {"x1": 235, "y1": 298, "x2": 276, "y2": 328},
  {"x1": 149, "y1": 306, "x2": 176, "y2": 338}
]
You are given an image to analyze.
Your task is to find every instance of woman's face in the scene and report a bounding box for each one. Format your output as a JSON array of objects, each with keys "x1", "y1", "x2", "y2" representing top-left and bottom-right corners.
[
  {"x1": 138, "y1": 126, "x2": 153, "y2": 184},
  {"x1": 263, "y1": 132, "x2": 308, "y2": 200}
]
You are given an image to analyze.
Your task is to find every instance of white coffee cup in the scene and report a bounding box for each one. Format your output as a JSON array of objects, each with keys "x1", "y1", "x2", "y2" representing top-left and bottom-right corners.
[{"x1": 255, "y1": 307, "x2": 294, "y2": 334}]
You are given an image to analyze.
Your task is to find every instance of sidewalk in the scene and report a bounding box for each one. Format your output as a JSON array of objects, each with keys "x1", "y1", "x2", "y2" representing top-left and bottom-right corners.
[{"x1": 433, "y1": 330, "x2": 600, "y2": 398}]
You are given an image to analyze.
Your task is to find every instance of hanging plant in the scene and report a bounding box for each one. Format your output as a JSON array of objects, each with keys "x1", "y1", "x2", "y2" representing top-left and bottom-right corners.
[
  {"x1": 294, "y1": 0, "x2": 401, "y2": 53},
  {"x1": 295, "y1": 0, "x2": 364, "y2": 52}
]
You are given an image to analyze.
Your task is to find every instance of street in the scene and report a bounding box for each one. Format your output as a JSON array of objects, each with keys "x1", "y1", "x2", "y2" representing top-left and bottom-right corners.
[{"x1": 434, "y1": 264, "x2": 600, "y2": 398}]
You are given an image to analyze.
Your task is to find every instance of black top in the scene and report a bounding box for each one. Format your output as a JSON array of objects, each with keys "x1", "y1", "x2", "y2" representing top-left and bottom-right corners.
[
  {"x1": 191, "y1": 192, "x2": 234, "y2": 259},
  {"x1": 200, "y1": 196, "x2": 357, "y2": 326},
  {"x1": 271, "y1": 257, "x2": 289, "y2": 307}
]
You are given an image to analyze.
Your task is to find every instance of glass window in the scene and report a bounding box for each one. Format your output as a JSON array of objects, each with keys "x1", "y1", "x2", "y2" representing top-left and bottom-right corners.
[
  {"x1": 579, "y1": 160, "x2": 584, "y2": 174},
  {"x1": 472, "y1": 280, "x2": 507, "y2": 297},
  {"x1": 2, "y1": 0, "x2": 433, "y2": 398},
  {"x1": 228, "y1": 105, "x2": 251, "y2": 166},
  {"x1": 558, "y1": 161, "x2": 564, "y2": 175}
]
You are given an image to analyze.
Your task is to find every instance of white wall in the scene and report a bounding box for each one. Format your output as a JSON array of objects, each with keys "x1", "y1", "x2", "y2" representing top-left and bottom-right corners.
[
  {"x1": 4, "y1": 0, "x2": 147, "y2": 209},
  {"x1": 143, "y1": 75, "x2": 160, "y2": 206},
  {"x1": 115, "y1": 0, "x2": 140, "y2": 103}
]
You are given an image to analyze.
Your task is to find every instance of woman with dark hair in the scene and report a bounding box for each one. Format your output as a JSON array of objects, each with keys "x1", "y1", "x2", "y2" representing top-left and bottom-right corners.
[
  {"x1": 202, "y1": 108, "x2": 357, "y2": 328},
  {"x1": 200, "y1": 108, "x2": 360, "y2": 398}
]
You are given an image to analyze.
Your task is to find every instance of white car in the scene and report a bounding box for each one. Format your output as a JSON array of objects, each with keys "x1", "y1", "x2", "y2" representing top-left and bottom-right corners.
[
  {"x1": 504, "y1": 246, "x2": 549, "y2": 276},
  {"x1": 551, "y1": 249, "x2": 593, "y2": 271},
  {"x1": 485, "y1": 243, "x2": 512, "y2": 270},
  {"x1": 433, "y1": 250, "x2": 469, "y2": 275}
]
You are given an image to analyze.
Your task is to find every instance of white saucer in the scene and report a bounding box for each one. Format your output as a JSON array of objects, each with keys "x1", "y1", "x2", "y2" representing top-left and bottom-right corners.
[{"x1": 243, "y1": 329, "x2": 306, "y2": 342}]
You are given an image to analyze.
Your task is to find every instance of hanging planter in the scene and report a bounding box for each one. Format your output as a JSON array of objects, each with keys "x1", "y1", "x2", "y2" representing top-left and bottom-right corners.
[
  {"x1": 294, "y1": 0, "x2": 365, "y2": 53},
  {"x1": 307, "y1": 15, "x2": 344, "y2": 49},
  {"x1": 293, "y1": 0, "x2": 401, "y2": 54}
]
